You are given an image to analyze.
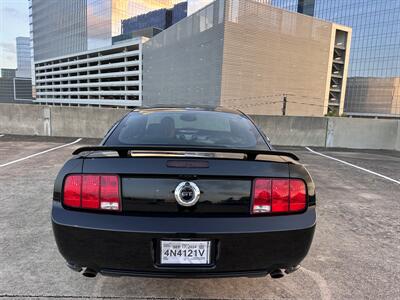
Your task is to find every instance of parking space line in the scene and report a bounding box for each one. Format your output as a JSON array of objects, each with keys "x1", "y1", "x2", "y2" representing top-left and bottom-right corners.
[
  {"x1": 0, "y1": 134, "x2": 4, "y2": 137},
  {"x1": 0, "y1": 138, "x2": 82, "y2": 168},
  {"x1": 305, "y1": 147, "x2": 400, "y2": 185},
  {"x1": 301, "y1": 267, "x2": 331, "y2": 300}
]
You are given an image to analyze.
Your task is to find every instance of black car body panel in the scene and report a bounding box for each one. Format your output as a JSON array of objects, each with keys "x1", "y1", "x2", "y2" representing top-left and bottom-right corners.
[
  {"x1": 52, "y1": 203, "x2": 315, "y2": 277},
  {"x1": 52, "y1": 107, "x2": 316, "y2": 278}
]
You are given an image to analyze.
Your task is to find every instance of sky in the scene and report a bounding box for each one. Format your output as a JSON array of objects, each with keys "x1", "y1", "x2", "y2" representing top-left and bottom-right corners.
[{"x1": 0, "y1": 0, "x2": 30, "y2": 69}]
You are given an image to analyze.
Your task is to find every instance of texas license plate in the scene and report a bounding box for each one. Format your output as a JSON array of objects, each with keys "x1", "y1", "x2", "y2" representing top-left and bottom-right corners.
[{"x1": 160, "y1": 240, "x2": 211, "y2": 265}]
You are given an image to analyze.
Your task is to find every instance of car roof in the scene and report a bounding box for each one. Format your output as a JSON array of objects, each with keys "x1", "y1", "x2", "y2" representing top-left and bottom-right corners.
[{"x1": 133, "y1": 105, "x2": 243, "y2": 115}]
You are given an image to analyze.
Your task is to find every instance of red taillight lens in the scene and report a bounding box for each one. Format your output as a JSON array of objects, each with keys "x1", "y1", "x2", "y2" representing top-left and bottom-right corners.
[
  {"x1": 63, "y1": 174, "x2": 120, "y2": 211},
  {"x1": 251, "y1": 178, "x2": 307, "y2": 214},
  {"x1": 252, "y1": 179, "x2": 272, "y2": 213},
  {"x1": 271, "y1": 179, "x2": 289, "y2": 213},
  {"x1": 63, "y1": 175, "x2": 82, "y2": 208},
  {"x1": 289, "y1": 179, "x2": 307, "y2": 212},
  {"x1": 81, "y1": 175, "x2": 100, "y2": 209}
]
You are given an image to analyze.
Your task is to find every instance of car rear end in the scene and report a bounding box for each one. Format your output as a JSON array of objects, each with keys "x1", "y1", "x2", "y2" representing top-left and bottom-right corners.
[{"x1": 52, "y1": 108, "x2": 316, "y2": 278}]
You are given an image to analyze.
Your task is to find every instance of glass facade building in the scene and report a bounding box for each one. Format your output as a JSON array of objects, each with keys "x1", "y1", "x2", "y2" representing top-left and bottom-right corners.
[
  {"x1": 87, "y1": 0, "x2": 184, "y2": 49},
  {"x1": 121, "y1": 1, "x2": 187, "y2": 34},
  {"x1": 16, "y1": 37, "x2": 32, "y2": 78},
  {"x1": 31, "y1": 0, "x2": 185, "y2": 58},
  {"x1": 187, "y1": 0, "x2": 270, "y2": 15},
  {"x1": 30, "y1": 0, "x2": 87, "y2": 61},
  {"x1": 271, "y1": 0, "x2": 400, "y2": 115}
]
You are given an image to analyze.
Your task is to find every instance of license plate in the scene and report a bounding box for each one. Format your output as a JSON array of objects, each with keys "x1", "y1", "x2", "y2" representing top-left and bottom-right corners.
[{"x1": 160, "y1": 240, "x2": 211, "y2": 265}]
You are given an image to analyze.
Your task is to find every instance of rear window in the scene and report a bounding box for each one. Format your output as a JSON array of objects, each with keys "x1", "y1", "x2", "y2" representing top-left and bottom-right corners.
[{"x1": 106, "y1": 110, "x2": 268, "y2": 150}]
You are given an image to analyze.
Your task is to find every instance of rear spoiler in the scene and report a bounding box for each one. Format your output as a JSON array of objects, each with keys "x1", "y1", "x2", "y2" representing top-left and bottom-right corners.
[{"x1": 72, "y1": 145, "x2": 299, "y2": 161}]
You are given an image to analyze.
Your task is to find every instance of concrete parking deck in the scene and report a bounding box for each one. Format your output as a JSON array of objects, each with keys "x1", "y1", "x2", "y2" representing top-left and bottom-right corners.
[{"x1": 0, "y1": 135, "x2": 399, "y2": 299}]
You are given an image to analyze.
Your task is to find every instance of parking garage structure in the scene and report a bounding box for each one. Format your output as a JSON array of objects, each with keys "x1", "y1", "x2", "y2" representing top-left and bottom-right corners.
[{"x1": 34, "y1": 38, "x2": 144, "y2": 107}]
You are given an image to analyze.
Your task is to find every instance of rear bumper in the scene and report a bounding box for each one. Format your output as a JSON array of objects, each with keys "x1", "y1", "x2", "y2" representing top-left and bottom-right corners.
[{"x1": 52, "y1": 202, "x2": 316, "y2": 278}]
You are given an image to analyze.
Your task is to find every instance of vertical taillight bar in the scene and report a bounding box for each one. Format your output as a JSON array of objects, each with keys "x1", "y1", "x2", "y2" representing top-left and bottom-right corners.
[
  {"x1": 252, "y1": 179, "x2": 272, "y2": 214},
  {"x1": 81, "y1": 175, "x2": 100, "y2": 209},
  {"x1": 271, "y1": 179, "x2": 289, "y2": 213},
  {"x1": 289, "y1": 179, "x2": 307, "y2": 212},
  {"x1": 63, "y1": 175, "x2": 81, "y2": 208},
  {"x1": 100, "y1": 175, "x2": 120, "y2": 211}
]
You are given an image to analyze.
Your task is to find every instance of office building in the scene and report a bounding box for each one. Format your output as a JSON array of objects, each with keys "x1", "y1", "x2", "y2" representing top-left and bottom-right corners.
[
  {"x1": 143, "y1": 0, "x2": 351, "y2": 116},
  {"x1": 0, "y1": 69, "x2": 33, "y2": 103},
  {"x1": 172, "y1": 1, "x2": 188, "y2": 24},
  {"x1": 30, "y1": 0, "x2": 87, "y2": 62},
  {"x1": 1, "y1": 69, "x2": 16, "y2": 79},
  {"x1": 187, "y1": 0, "x2": 271, "y2": 15},
  {"x1": 34, "y1": 39, "x2": 144, "y2": 107},
  {"x1": 16, "y1": 37, "x2": 32, "y2": 78},
  {"x1": 87, "y1": 0, "x2": 170, "y2": 50},
  {"x1": 30, "y1": 0, "x2": 186, "y2": 105},
  {"x1": 0, "y1": 78, "x2": 33, "y2": 103},
  {"x1": 271, "y1": 0, "x2": 400, "y2": 116},
  {"x1": 121, "y1": 1, "x2": 187, "y2": 35},
  {"x1": 271, "y1": 0, "x2": 314, "y2": 16},
  {"x1": 30, "y1": 0, "x2": 184, "y2": 61}
]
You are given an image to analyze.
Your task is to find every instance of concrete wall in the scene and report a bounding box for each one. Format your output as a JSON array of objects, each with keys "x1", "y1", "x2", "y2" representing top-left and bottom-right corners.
[
  {"x1": 251, "y1": 115, "x2": 328, "y2": 147},
  {"x1": 0, "y1": 104, "x2": 46, "y2": 135},
  {"x1": 325, "y1": 117, "x2": 400, "y2": 150},
  {"x1": 396, "y1": 123, "x2": 400, "y2": 150},
  {"x1": 0, "y1": 104, "x2": 127, "y2": 138},
  {"x1": 50, "y1": 106, "x2": 128, "y2": 138},
  {"x1": 0, "y1": 103, "x2": 399, "y2": 151}
]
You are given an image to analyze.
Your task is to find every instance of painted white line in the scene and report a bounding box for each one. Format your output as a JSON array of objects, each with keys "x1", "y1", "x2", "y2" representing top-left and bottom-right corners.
[
  {"x1": 0, "y1": 134, "x2": 4, "y2": 137},
  {"x1": 306, "y1": 147, "x2": 400, "y2": 185},
  {"x1": 0, "y1": 138, "x2": 82, "y2": 168},
  {"x1": 301, "y1": 267, "x2": 331, "y2": 300}
]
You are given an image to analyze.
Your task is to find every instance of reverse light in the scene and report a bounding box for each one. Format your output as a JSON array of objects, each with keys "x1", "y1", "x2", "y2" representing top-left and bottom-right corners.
[
  {"x1": 251, "y1": 178, "x2": 306, "y2": 214},
  {"x1": 252, "y1": 178, "x2": 272, "y2": 213},
  {"x1": 63, "y1": 174, "x2": 120, "y2": 211}
]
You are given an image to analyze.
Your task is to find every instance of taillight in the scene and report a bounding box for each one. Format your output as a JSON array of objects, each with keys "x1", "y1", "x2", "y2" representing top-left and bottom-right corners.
[
  {"x1": 252, "y1": 179, "x2": 272, "y2": 213},
  {"x1": 100, "y1": 175, "x2": 120, "y2": 210},
  {"x1": 289, "y1": 179, "x2": 307, "y2": 212},
  {"x1": 63, "y1": 174, "x2": 121, "y2": 211},
  {"x1": 271, "y1": 179, "x2": 289, "y2": 213},
  {"x1": 82, "y1": 175, "x2": 100, "y2": 209},
  {"x1": 63, "y1": 175, "x2": 81, "y2": 208},
  {"x1": 251, "y1": 178, "x2": 306, "y2": 214}
]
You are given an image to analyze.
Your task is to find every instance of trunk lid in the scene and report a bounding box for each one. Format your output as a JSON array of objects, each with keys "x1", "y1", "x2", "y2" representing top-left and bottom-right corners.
[{"x1": 82, "y1": 155, "x2": 290, "y2": 215}]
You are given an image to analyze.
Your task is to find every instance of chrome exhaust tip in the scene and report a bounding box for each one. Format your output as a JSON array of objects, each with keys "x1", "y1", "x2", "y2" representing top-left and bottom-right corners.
[
  {"x1": 270, "y1": 269, "x2": 285, "y2": 279},
  {"x1": 82, "y1": 267, "x2": 98, "y2": 278},
  {"x1": 285, "y1": 265, "x2": 301, "y2": 274}
]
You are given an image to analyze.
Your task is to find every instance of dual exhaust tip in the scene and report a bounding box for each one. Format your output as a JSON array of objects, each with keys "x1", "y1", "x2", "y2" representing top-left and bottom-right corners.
[
  {"x1": 270, "y1": 265, "x2": 301, "y2": 279},
  {"x1": 82, "y1": 268, "x2": 98, "y2": 278},
  {"x1": 67, "y1": 262, "x2": 98, "y2": 278}
]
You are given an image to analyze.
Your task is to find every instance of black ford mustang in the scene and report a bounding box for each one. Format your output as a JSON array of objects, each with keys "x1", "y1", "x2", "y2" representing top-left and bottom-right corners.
[{"x1": 52, "y1": 107, "x2": 316, "y2": 279}]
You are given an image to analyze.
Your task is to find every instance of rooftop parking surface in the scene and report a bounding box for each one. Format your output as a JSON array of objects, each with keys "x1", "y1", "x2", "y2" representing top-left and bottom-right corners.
[{"x1": 0, "y1": 135, "x2": 399, "y2": 299}]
